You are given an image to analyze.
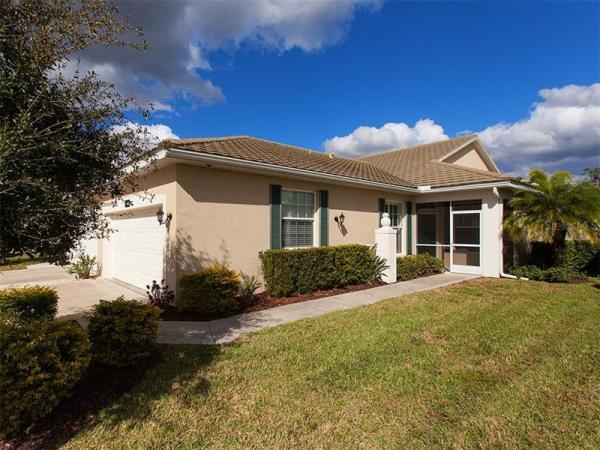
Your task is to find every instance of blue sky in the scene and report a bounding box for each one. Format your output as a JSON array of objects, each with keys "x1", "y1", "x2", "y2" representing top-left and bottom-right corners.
[{"x1": 81, "y1": 1, "x2": 600, "y2": 176}]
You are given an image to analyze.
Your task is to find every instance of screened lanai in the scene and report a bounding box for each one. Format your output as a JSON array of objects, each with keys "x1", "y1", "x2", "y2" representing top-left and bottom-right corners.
[{"x1": 415, "y1": 199, "x2": 482, "y2": 275}]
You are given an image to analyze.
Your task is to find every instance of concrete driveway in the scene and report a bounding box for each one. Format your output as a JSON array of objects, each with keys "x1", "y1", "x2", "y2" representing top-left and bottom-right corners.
[{"x1": 0, "y1": 263, "x2": 144, "y2": 319}]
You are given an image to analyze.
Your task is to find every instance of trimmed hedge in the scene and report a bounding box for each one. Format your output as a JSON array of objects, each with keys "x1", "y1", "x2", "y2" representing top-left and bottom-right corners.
[
  {"x1": 0, "y1": 286, "x2": 58, "y2": 321},
  {"x1": 0, "y1": 319, "x2": 90, "y2": 437},
  {"x1": 510, "y1": 265, "x2": 581, "y2": 283},
  {"x1": 397, "y1": 254, "x2": 445, "y2": 281},
  {"x1": 259, "y1": 244, "x2": 383, "y2": 297},
  {"x1": 87, "y1": 297, "x2": 161, "y2": 367},
  {"x1": 178, "y1": 266, "x2": 242, "y2": 316}
]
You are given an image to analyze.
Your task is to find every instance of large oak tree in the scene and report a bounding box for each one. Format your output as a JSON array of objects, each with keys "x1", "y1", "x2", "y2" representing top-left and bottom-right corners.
[{"x1": 0, "y1": 0, "x2": 152, "y2": 264}]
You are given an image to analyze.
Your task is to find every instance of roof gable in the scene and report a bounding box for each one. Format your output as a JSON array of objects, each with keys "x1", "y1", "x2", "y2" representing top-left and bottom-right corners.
[{"x1": 358, "y1": 135, "x2": 507, "y2": 187}]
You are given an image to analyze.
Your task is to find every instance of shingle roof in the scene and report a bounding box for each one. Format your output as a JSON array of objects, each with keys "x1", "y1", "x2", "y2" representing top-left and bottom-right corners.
[
  {"x1": 164, "y1": 135, "x2": 513, "y2": 190},
  {"x1": 358, "y1": 135, "x2": 512, "y2": 188},
  {"x1": 165, "y1": 136, "x2": 413, "y2": 187}
]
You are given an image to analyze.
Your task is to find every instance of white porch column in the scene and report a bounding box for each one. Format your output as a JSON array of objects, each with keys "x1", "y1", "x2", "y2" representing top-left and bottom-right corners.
[
  {"x1": 481, "y1": 188, "x2": 503, "y2": 277},
  {"x1": 375, "y1": 213, "x2": 397, "y2": 283}
]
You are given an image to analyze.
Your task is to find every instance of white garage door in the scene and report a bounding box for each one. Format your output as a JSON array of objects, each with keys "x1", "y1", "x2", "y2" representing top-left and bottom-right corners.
[{"x1": 110, "y1": 210, "x2": 165, "y2": 290}]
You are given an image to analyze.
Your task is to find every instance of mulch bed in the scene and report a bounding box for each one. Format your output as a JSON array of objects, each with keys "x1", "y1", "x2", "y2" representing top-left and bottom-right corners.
[
  {"x1": 2, "y1": 354, "x2": 162, "y2": 450},
  {"x1": 160, "y1": 281, "x2": 385, "y2": 322}
]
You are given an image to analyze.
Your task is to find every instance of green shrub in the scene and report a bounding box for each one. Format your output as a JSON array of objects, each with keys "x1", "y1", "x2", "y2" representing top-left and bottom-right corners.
[
  {"x1": 87, "y1": 297, "x2": 161, "y2": 367},
  {"x1": 177, "y1": 265, "x2": 242, "y2": 315},
  {"x1": 0, "y1": 285, "x2": 58, "y2": 321},
  {"x1": 259, "y1": 244, "x2": 384, "y2": 297},
  {"x1": 542, "y1": 266, "x2": 581, "y2": 283},
  {"x1": 510, "y1": 265, "x2": 545, "y2": 281},
  {"x1": 510, "y1": 265, "x2": 580, "y2": 283},
  {"x1": 396, "y1": 254, "x2": 444, "y2": 281},
  {"x1": 563, "y1": 241, "x2": 600, "y2": 275},
  {"x1": 0, "y1": 319, "x2": 90, "y2": 437}
]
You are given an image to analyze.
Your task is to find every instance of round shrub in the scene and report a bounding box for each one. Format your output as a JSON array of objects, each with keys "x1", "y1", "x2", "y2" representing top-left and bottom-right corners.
[
  {"x1": 396, "y1": 254, "x2": 444, "y2": 281},
  {"x1": 0, "y1": 319, "x2": 90, "y2": 437},
  {"x1": 0, "y1": 285, "x2": 58, "y2": 321},
  {"x1": 178, "y1": 265, "x2": 242, "y2": 315},
  {"x1": 87, "y1": 297, "x2": 161, "y2": 367}
]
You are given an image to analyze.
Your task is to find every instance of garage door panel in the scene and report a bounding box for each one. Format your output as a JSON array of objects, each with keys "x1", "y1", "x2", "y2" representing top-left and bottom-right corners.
[{"x1": 110, "y1": 213, "x2": 165, "y2": 289}]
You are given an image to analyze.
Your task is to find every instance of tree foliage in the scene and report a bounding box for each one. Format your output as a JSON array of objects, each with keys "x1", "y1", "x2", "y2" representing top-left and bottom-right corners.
[
  {"x1": 504, "y1": 169, "x2": 600, "y2": 262},
  {"x1": 0, "y1": 0, "x2": 151, "y2": 264},
  {"x1": 583, "y1": 167, "x2": 600, "y2": 186}
]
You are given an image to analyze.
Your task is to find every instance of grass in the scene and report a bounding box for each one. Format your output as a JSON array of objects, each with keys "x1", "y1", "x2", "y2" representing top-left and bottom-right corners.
[
  {"x1": 65, "y1": 279, "x2": 599, "y2": 449},
  {"x1": 0, "y1": 255, "x2": 45, "y2": 271}
]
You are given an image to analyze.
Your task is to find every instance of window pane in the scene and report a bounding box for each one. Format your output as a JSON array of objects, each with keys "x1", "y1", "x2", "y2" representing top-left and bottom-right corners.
[
  {"x1": 452, "y1": 246, "x2": 480, "y2": 266},
  {"x1": 396, "y1": 228, "x2": 402, "y2": 253},
  {"x1": 417, "y1": 213, "x2": 437, "y2": 245},
  {"x1": 453, "y1": 213, "x2": 480, "y2": 245},
  {"x1": 281, "y1": 190, "x2": 315, "y2": 248},
  {"x1": 282, "y1": 190, "x2": 315, "y2": 219},
  {"x1": 282, "y1": 219, "x2": 313, "y2": 247}
]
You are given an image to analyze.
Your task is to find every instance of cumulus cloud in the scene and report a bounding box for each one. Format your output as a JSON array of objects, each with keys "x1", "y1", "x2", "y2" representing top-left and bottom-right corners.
[
  {"x1": 74, "y1": 0, "x2": 381, "y2": 112},
  {"x1": 322, "y1": 83, "x2": 600, "y2": 176},
  {"x1": 323, "y1": 119, "x2": 448, "y2": 156},
  {"x1": 479, "y1": 83, "x2": 600, "y2": 175},
  {"x1": 112, "y1": 122, "x2": 179, "y2": 148}
]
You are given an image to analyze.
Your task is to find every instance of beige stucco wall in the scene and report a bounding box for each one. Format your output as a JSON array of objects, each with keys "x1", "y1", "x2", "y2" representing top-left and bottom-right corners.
[
  {"x1": 96, "y1": 161, "x2": 506, "y2": 294},
  {"x1": 444, "y1": 144, "x2": 490, "y2": 171},
  {"x1": 174, "y1": 163, "x2": 410, "y2": 283}
]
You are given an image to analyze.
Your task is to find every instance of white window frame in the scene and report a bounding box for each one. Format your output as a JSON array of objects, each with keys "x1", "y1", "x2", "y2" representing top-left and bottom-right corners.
[
  {"x1": 281, "y1": 188, "x2": 318, "y2": 249},
  {"x1": 384, "y1": 200, "x2": 405, "y2": 256}
]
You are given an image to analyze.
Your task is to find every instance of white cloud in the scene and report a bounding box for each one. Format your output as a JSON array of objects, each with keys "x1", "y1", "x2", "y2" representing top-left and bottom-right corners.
[
  {"x1": 112, "y1": 122, "x2": 179, "y2": 148},
  {"x1": 74, "y1": 0, "x2": 381, "y2": 111},
  {"x1": 322, "y1": 83, "x2": 600, "y2": 176},
  {"x1": 479, "y1": 83, "x2": 600, "y2": 174},
  {"x1": 323, "y1": 119, "x2": 448, "y2": 156}
]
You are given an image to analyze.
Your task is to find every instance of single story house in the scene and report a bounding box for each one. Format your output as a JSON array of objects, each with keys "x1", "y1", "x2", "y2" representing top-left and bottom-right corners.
[{"x1": 81, "y1": 134, "x2": 526, "y2": 292}]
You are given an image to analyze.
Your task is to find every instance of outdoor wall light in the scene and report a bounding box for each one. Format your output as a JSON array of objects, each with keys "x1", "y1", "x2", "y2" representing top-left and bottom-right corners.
[
  {"x1": 156, "y1": 206, "x2": 172, "y2": 226},
  {"x1": 334, "y1": 212, "x2": 345, "y2": 225}
]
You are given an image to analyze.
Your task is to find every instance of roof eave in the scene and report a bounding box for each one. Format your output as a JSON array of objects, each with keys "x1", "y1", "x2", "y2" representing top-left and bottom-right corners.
[{"x1": 417, "y1": 180, "x2": 534, "y2": 193}]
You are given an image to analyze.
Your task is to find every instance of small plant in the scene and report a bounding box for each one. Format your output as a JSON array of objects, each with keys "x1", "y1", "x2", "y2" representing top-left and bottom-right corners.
[
  {"x1": 240, "y1": 274, "x2": 261, "y2": 307},
  {"x1": 0, "y1": 285, "x2": 58, "y2": 321},
  {"x1": 146, "y1": 279, "x2": 175, "y2": 308},
  {"x1": 367, "y1": 245, "x2": 388, "y2": 284},
  {"x1": 67, "y1": 253, "x2": 97, "y2": 279},
  {"x1": 87, "y1": 297, "x2": 161, "y2": 367}
]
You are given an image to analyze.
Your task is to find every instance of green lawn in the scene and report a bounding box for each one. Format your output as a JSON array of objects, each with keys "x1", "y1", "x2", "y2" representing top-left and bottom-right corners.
[
  {"x1": 66, "y1": 279, "x2": 599, "y2": 449},
  {"x1": 0, "y1": 255, "x2": 45, "y2": 271}
]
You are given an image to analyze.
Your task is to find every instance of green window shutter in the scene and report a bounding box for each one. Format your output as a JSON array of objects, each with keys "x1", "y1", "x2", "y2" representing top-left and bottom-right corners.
[
  {"x1": 319, "y1": 190, "x2": 329, "y2": 246},
  {"x1": 270, "y1": 184, "x2": 282, "y2": 249},
  {"x1": 406, "y1": 201, "x2": 413, "y2": 255},
  {"x1": 378, "y1": 198, "x2": 385, "y2": 224}
]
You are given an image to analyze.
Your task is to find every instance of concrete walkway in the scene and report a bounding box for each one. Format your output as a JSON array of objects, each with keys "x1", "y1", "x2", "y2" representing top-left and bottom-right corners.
[
  {"x1": 158, "y1": 272, "x2": 476, "y2": 346},
  {"x1": 0, "y1": 263, "x2": 144, "y2": 320}
]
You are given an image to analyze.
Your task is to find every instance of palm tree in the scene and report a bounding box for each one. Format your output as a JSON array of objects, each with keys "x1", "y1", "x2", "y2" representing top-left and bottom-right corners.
[{"x1": 504, "y1": 169, "x2": 600, "y2": 264}]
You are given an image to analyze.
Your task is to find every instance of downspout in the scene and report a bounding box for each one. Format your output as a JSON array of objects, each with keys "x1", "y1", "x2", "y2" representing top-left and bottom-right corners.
[{"x1": 492, "y1": 187, "x2": 528, "y2": 280}]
